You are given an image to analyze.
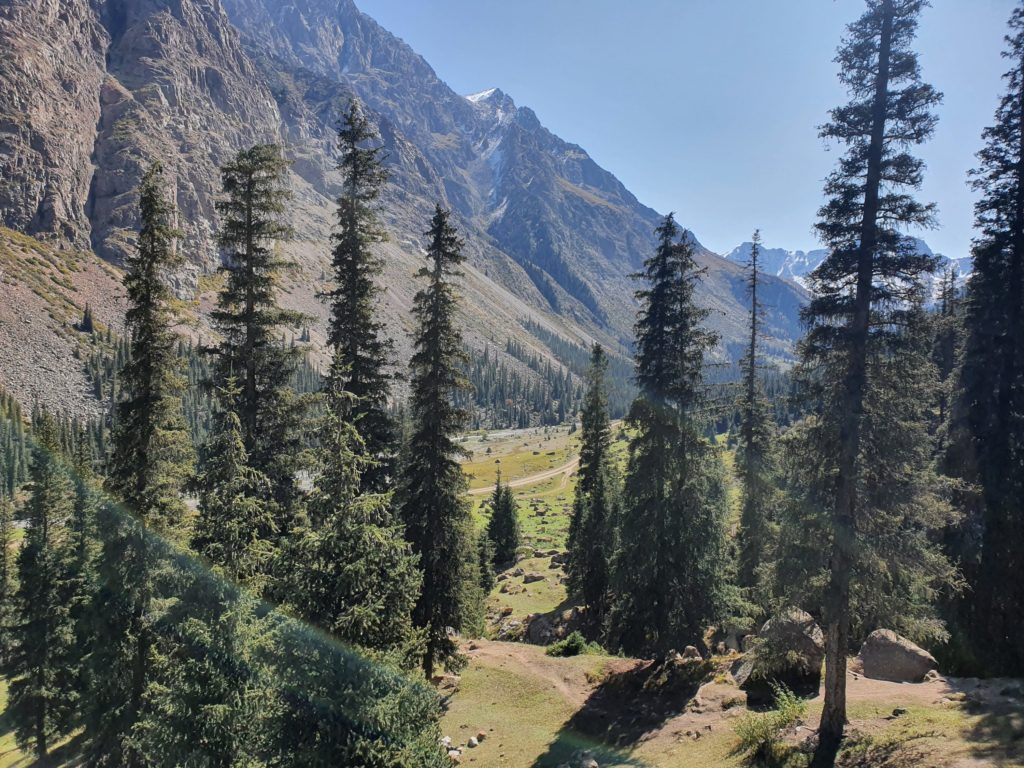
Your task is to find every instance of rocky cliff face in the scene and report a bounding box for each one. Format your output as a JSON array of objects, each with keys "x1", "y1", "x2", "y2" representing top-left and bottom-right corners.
[
  {"x1": 1, "y1": 0, "x2": 282, "y2": 279},
  {"x1": 0, "y1": 0, "x2": 807, "y2": 412}
]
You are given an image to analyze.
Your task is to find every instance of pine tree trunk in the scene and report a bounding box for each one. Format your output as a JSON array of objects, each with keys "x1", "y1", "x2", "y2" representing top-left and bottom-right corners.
[{"x1": 815, "y1": 3, "x2": 893, "y2": 764}]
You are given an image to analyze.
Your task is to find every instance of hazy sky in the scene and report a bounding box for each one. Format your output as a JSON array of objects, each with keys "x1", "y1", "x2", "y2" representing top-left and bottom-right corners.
[{"x1": 356, "y1": 0, "x2": 1015, "y2": 258}]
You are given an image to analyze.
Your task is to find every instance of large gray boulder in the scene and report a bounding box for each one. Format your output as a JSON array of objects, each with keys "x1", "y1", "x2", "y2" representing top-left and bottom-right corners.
[
  {"x1": 858, "y1": 629, "x2": 937, "y2": 683},
  {"x1": 733, "y1": 608, "x2": 825, "y2": 704}
]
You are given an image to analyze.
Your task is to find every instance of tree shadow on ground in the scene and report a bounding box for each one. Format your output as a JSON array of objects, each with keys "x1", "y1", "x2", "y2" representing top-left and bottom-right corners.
[
  {"x1": 530, "y1": 656, "x2": 714, "y2": 767},
  {"x1": 963, "y1": 684, "x2": 1024, "y2": 767}
]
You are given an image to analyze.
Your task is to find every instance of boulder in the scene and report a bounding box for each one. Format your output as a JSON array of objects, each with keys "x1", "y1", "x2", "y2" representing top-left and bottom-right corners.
[
  {"x1": 733, "y1": 608, "x2": 825, "y2": 704},
  {"x1": 857, "y1": 629, "x2": 937, "y2": 683},
  {"x1": 682, "y1": 646, "x2": 702, "y2": 660},
  {"x1": 527, "y1": 614, "x2": 555, "y2": 645},
  {"x1": 523, "y1": 572, "x2": 546, "y2": 584}
]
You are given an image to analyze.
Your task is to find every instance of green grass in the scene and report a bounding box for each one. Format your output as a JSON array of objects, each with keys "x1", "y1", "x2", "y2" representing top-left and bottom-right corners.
[{"x1": 0, "y1": 679, "x2": 80, "y2": 768}]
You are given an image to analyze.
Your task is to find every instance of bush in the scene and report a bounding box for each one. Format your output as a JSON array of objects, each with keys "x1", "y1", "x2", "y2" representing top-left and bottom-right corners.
[
  {"x1": 546, "y1": 631, "x2": 602, "y2": 657},
  {"x1": 733, "y1": 683, "x2": 807, "y2": 762}
]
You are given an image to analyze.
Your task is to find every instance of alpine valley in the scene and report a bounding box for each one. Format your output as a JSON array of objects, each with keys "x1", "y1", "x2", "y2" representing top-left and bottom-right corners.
[{"x1": 0, "y1": 0, "x2": 806, "y2": 416}]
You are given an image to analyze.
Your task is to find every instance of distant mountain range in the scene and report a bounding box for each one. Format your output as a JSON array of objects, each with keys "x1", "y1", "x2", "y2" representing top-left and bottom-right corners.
[
  {"x1": 725, "y1": 238, "x2": 972, "y2": 290},
  {"x1": 0, "y1": 0, "x2": 808, "y2": 415}
]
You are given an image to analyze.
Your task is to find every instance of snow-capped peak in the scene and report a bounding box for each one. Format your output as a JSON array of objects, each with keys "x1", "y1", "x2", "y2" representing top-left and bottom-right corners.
[{"x1": 466, "y1": 88, "x2": 499, "y2": 103}]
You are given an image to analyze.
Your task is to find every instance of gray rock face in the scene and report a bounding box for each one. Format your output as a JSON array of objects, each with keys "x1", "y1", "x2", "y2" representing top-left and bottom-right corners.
[
  {"x1": 0, "y1": 0, "x2": 809, "y2": 368},
  {"x1": 0, "y1": 0, "x2": 281, "y2": 278},
  {"x1": 858, "y1": 629, "x2": 938, "y2": 683},
  {"x1": 733, "y1": 608, "x2": 825, "y2": 703}
]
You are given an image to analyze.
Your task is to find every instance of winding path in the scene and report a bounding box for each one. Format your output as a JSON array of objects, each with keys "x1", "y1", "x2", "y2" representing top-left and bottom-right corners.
[{"x1": 466, "y1": 456, "x2": 579, "y2": 497}]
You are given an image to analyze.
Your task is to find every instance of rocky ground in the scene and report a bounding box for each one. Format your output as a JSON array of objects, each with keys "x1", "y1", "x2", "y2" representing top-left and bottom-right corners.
[{"x1": 439, "y1": 639, "x2": 1024, "y2": 768}]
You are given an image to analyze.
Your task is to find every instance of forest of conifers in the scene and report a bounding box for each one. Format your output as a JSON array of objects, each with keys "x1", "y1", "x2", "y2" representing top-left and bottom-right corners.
[{"x1": 0, "y1": 1, "x2": 1022, "y2": 767}]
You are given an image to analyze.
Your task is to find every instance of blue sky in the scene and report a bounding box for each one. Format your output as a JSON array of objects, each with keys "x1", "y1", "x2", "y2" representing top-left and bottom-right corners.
[{"x1": 356, "y1": 0, "x2": 1014, "y2": 258}]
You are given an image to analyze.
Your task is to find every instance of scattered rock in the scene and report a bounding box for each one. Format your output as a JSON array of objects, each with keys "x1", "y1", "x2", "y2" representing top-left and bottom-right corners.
[
  {"x1": 733, "y1": 608, "x2": 825, "y2": 704},
  {"x1": 858, "y1": 629, "x2": 937, "y2": 683},
  {"x1": 467, "y1": 737, "x2": 478, "y2": 748},
  {"x1": 476, "y1": 730, "x2": 487, "y2": 742},
  {"x1": 523, "y1": 572, "x2": 546, "y2": 584},
  {"x1": 557, "y1": 749, "x2": 599, "y2": 768}
]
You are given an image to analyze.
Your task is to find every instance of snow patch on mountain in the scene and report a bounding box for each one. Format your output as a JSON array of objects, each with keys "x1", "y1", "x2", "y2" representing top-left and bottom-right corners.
[{"x1": 725, "y1": 238, "x2": 972, "y2": 293}]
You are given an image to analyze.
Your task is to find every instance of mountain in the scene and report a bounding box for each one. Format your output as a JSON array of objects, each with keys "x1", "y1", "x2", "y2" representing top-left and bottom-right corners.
[
  {"x1": 725, "y1": 238, "x2": 972, "y2": 291},
  {"x1": 0, "y1": 0, "x2": 807, "y2": 415}
]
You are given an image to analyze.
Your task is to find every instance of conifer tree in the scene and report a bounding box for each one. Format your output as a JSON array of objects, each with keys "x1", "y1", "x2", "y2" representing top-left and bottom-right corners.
[
  {"x1": 485, "y1": 472, "x2": 521, "y2": 567},
  {"x1": 609, "y1": 214, "x2": 727, "y2": 658},
  {"x1": 955, "y1": 3, "x2": 1024, "y2": 676},
  {"x1": 735, "y1": 231, "x2": 777, "y2": 597},
  {"x1": 210, "y1": 144, "x2": 306, "y2": 511},
  {"x1": 133, "y1": 385, "x2": 270, "y2": 767},
  {"x1": 797, "y1": 2, "x2": 945, "y2": 760},
  {"x1": 67, "y1": 432, "x2": 99, "y2": 711},
  {"x1": 327, "y1": 98, "x2": 397, "y2": 492},
  {"x1": 5, "y1": 415, "x2": 79, "y2": 758},
  {"x1": 566, "y1": 344, "x2": 615, "y2": 627},
  {"x1": 280, "y1": 365, "x2": 421, "y2": 660},
  {"x1": 400, "y1": 206, "x2": 478, "y2": 678},
  {"x1": 477, "y1": 531, "x2": 496, "y2": 594},
  {"x1": 0, "y1": 498, "x2": 14, "y2": 662},
  {"x1": 87, "y1": 163, "x2": 195, "y2": 766},
  {"x1": 192, "y1": 383, "x2": 275, "y2": 585}
]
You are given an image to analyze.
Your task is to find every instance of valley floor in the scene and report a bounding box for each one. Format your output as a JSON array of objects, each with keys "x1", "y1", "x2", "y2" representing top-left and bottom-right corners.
[{"x1": 441, "y1": 639, "x2": 1024, "y2": 768}]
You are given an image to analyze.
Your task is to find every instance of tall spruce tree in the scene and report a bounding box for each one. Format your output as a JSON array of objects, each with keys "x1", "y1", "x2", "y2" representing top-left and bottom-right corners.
[
  {"x1": 956, "y1": 3, "x2": 1024, "y2": 677},
  {"x1": 210, "y1": 144, "x2": 306, "y2": 513},
  {"x1": 0, "y1": 497, "x2": 14, "y2": 662},
  {"x1": 485, "y1": 472, "x2": 521, "y2": 567},
  {"x1": 609, "y1": 214, "x2": 727, "y2": 658},
  {"x1": 735, "y1": 231, "x2": 777, "y2": 598},
  {"x1": 799, "y1": 2, "x2": 946, "y2": 761},
  {"x1": 566, "y1": 344, "x2": 615, "y2": 627},
  {"x1": 327, "y1": 98, "x2": 397, "y2": 492},
  {"x1": 400, "y1": 206, "x2": 478, "y2": 678},
  {"x1": 4, "y1": 415, "x2": 79, "y2": 758},
  {"x1": 279, "y1": 363, "x2": 421, "y2": 661},
  {"x1": 192, "y1": 384, "x2": 275, "y2": 585},
  {"x1": 87, "y1": 163, "x2": 195, "y2": 766}
]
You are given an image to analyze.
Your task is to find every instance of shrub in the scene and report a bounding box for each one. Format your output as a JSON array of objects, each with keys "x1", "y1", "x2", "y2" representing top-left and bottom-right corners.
[
  {"x1": 546, "y1": 631, "x2": 602, "y2": 657},
  {"x1": 733, "y1": 683, "x2": 807, "y2": 762}
]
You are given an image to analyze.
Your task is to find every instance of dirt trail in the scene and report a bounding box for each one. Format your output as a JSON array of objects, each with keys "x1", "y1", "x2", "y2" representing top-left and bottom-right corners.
[{"x1": 467, "y1": 456, "x2": 580, "y2": 496}]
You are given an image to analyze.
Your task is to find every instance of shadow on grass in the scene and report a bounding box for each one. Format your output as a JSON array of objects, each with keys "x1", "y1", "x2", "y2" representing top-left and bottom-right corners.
[
  {"x1": 530, "y1": 656, "x2": 714, "y2": 768},
  {"x1": 963, "y1": 685, "x2": 1024, "y2": 767},
  {"x1": 0, "y1": 702, "x2": 84, "y2": 768}
]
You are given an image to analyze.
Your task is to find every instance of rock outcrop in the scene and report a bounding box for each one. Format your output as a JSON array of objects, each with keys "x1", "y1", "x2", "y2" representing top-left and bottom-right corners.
[
  {"x1": 858, "y1": 629, "x2": 938, "y2": 683},
  {"x1": 733, "y1": 608, "x2": 825, "y2": 704}
]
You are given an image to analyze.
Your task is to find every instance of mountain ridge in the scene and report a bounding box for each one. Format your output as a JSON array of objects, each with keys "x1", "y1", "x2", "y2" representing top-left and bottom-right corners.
[{"x1": 0, "y1": 0, "x2": 808, "y2": 416}]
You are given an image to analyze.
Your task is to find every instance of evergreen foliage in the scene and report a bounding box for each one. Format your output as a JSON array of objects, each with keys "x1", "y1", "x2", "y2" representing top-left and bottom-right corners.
[
  {"x1": 954, "y1": 2, "x2": 1024, "y2": 677},
  {"x1": 278, "y1": 369, "x2": 421, "y2": 661},
  {"x1": 86, "y1": 163, "x2": 195, "y2": 766},
  {"x1": 326, "y1": 98, "x2": 398, "y2": 492},
  {"x1": 399, "y1": 206, "x2": 479, "y2": 678},
  {"x1": 484, "y1": 473, "x2": 521, "y2": 567},
  {"x1": 192, "y1": 384, "x2": 275, "y2": 586},
  {"x1": 609, "y1": 214, "x2": 728, "y2": 658},
  {"x1": 735, "y1": 231, "x2": 778, "y2": 604},
  {"x1": 4, "y1": 415, "x2": 80, "y2": 758},
  {"x1": 210, "y1": 143, "x2": 307, "y2": 512},
  {"x1": 0, "y1": 392, "x2": 29, "y2": 500},
  {"x1": 792, "y1": 3, "x2": 949, "y2": 760},
  {"x1": 566, "y1": 344, "x2": 615, "y2": 627}
]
